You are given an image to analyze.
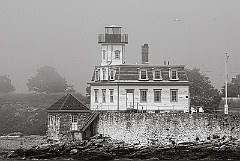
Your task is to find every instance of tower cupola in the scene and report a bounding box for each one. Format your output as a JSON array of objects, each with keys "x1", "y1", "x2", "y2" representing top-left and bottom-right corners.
[{"x1": 98, "y1": 25, "x2": 128, "y2": 66}]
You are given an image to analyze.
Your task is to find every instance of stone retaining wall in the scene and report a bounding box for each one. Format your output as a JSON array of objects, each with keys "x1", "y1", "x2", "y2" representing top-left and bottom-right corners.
[{"x1": 97, "y1": 112, "x2": 240, "y2": 145}]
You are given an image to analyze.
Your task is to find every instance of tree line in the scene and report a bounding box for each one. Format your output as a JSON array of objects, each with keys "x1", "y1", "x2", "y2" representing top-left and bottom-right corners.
[
  {"x1": 1, "y1": 65, "x2": 240, "y2": 113},
  {"x1": 0, "y1": 66, "x2": 76, "y2": 94}
]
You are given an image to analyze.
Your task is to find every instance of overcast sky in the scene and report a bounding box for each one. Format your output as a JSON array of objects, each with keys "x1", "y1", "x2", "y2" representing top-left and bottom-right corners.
[{"x1": 1, "y1": 0, "x2": 239, "y2": 94}]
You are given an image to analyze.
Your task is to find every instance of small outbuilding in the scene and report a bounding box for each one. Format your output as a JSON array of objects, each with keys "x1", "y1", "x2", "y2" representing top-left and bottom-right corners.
[{"x1": 46, "y1": 93, "x2": 99, "y2": 142}]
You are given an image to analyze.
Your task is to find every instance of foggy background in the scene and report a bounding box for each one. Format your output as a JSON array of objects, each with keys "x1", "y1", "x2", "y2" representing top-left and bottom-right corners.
[{"x1": 0, "y1": 0, "x2": 239, "y2": 94}]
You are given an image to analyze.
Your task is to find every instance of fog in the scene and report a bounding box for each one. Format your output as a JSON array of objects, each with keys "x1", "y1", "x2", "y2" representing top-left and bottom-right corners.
[{"x1": 0, "y1": 0, "x2": 239, "y2": 94}]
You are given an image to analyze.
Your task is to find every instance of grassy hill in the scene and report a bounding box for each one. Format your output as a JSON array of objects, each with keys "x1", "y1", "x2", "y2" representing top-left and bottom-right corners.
[{"x1": 0, "y1": 92, "x2": 89, "y2": 136}]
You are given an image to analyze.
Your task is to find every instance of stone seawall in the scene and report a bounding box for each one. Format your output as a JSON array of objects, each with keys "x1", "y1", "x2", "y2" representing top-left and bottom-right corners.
[{"x1": 97, "y1": 112, "x2": 240, "y2": 145}]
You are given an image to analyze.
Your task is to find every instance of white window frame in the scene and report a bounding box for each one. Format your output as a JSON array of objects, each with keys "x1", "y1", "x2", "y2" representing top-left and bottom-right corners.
[
  {"x1": 154, "y1": 89, "x2": 161, "y2": 102},
  {"x1": 49, "y1": 115, "x2": 55, "y2": 125},
  {"x1": 71, "y1": 115, "x2": 78, "y2": 131},
  {"x1": 115, "y1": 50, "x2": 120, "y2": 59},
  {"x1": 170, "y1": 89, "x2": 178, "y2": 102},
  {"x1": 140, "y1": 89, "x2": 148, "y2": 102},
  {"x1": 102, "y1": 68, "x2": 106, "y2": 80},
  {"x1": 102, "y1": 89, "x2": 106, "y2": 103},
  {"x1": 154, "y1": 70, "x2": 162, "y2": 80},
  {"x1": 110, "y1": 70, "x2": 115, "y2": 80},
  {"x1": 139, "y1": 70, "x2": 148, "y2": 80},
  {"x1": 110, "y1": 89, "x2": 114, "y2": 103},
  {"x1": 170, "y1": 69, "x2": 178, "y2": 80},
  {"x1": 94, "y1": 89, "x2": 98, "y2": 103},
  {"x1": 72, "y1": 115, "x2": 78, "y2": 123}
]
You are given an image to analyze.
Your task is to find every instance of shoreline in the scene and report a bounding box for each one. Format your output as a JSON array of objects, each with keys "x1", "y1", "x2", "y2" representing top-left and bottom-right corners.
[{"x1": 1, "y1": 134, "x2": 240, "y2": 160}]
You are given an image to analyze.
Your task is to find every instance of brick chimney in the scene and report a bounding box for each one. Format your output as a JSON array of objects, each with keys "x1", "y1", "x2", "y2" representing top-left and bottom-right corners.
[{"x1": 142, "y1": 43, "x2": 149, "y2": 64}]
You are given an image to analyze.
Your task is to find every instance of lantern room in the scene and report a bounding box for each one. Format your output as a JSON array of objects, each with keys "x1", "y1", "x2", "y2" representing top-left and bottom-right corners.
[{"x1": 98, "y1": 25, "x2": 128, "y2": 44}]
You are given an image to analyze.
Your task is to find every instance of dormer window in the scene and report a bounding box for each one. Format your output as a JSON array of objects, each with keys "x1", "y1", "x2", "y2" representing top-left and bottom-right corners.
[
  {"x1": 102, "y1": 50, "x2": 106, "y2": 59},
  {"x1": 154, "y1": 70, "x2": 162, "y2": 80},
  {"x1": 110, "y1": 69, "x2": 115, "y2": 80},
  {"x1": 102, "y1": 68, "x2": 106, "y2": 80},
  {"x1": 95, "y1": 69, "x2": 100, "y2": 81},
  {"x1": 139, "y1": 70, "x2": 148, "y2": 80},
  {"x1": 115, "y1": 50, "x2": 120, "y2": 59},
  {"x1": 172, "y1": 71, "x2": 177, "y2": 79},
  {"x1": 170, "y1": 69, "x2": 178, "y2": 80}
]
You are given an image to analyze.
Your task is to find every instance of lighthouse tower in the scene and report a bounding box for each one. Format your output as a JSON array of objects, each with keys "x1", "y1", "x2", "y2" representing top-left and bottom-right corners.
[{"x1": 98, "y1": 25, "x2": 128, "y2": 66}]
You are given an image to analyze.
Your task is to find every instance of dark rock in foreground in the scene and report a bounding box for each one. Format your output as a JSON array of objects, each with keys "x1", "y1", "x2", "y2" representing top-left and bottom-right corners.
[{"x1": 4, "y1": 134, "x2": 240, "y2": 160}]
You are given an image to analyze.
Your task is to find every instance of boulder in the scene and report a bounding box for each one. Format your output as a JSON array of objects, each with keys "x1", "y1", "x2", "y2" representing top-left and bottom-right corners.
[
  {"x1": 28, "y1": 153, "x2": 60, "y2": 159},
  {"x1": 7, "y1": 149, "x2": 24, "y2": 158},
  {"x1": 24, "y1": 149, "x2": 42, "y2": 157},
  {"x1": 94, "y1": 138, "x2": 104, "y2": 144},
  {"x1": 74, "y1": 151, "x2": 114, "y2": 161},
  {"x1": 37, "y1": 143, "x2": 51, "y2": 152},
  {"x1": 70, "y1": 149, "x2": 78, "y2": 154},
  {"x1": 212, "y1": 134, "x2": 220, "y2": 140},
  {"x1": 0, "y1": 151, "x2": 8, "y2": 158}
]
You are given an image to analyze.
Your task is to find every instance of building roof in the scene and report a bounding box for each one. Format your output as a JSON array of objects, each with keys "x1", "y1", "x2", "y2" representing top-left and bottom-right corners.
[
  {"x1": 106, "y1": 25, "x2": 122, "y2": 28},
  {"x1": 47, "y1": 93, "x2": 90, "y2": 113},
  {"x1": 90, "y1": 64, "x2": 189, "y2": 83}
]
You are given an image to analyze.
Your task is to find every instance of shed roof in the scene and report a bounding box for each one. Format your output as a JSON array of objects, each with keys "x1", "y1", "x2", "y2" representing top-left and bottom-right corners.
[{"x1": 47, "y1": 93, "x2": 90, "y2": 113}]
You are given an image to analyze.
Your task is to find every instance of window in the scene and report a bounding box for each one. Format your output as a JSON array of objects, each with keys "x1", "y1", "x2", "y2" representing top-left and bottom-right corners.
[
  {"x1": 112, "y1": 28, "x2": 121, "y2": 34},
  {"x1": 95, "y1": 70, "x2": 99, "y2": 81},
  {"x1": 49, "y1": 115, "x2": 55, "y2": 125},
  {"x1": 154, "y1": 70, "x2": 161, "y2": 80},
  {"x1": 154, "y1": 90, "x2": 161, "y2": 102},
  {"x1": 140, "y1": 90, "x2": 147, "y2": 102},
  {"x1": 110, "y1": 89, "x2": 114, "y2": 103},
  {"x1": 140, "y1": 70, "x2": 147, "y2": 80},
  {"x1": 102, "y1": 68, "x2": 106, "y2": 80},
  {"x1": 115, "y1": 50, "x2": 120, "y2": 59},
  {"x1": 171, "y1": 70, "x2": 178, "y2": 80},
  {"x1": 94, "y1": 89, "x2": 98, "y2": 103},
  {"x1": 103, "y1": 50, "x2": 106, "y2": 59},
  {"x1": 110, "y1": 70, "x2": 115, "y2": 80},
  {"x1": 71, "y1": 115, "x2": 78, "y2": 123},
  {"x1": 71, "y1": 115, "x2": 78, "y2": 131},
  {"x1": 102, "y1": 89, "x2": 106, "y2": 103},
  {"x1": 170, "y1": 89, "x2": 178, "y2": 102}
]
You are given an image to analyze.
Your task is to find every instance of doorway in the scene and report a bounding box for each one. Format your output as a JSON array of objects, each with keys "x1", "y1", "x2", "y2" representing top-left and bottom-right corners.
[{"x1": 126, "y1": 89, "x2": 134, "y2": 109}]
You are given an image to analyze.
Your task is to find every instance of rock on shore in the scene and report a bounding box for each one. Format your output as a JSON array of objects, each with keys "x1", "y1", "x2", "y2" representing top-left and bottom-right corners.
[{"x1": 4, "y1": 134, "x2": 240, "y2": 160}]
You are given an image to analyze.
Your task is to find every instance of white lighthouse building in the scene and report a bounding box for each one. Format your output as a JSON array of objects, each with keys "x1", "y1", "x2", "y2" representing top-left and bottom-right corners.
[{"x1": 88, "y1": 25, "x2": 191, "y2": 112}]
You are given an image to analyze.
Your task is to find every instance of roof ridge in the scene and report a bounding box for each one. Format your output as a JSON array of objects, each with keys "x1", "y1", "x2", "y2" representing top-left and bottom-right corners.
[
  {"x1": 72, "y1": 94, "x2": 90, "y2": 110},
  {"x1": 60, "y1": 93, "x2": 70, "y2": 110},
  {"x1": 46, "y1": 94, "x2": 66, "y2": 111}
]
